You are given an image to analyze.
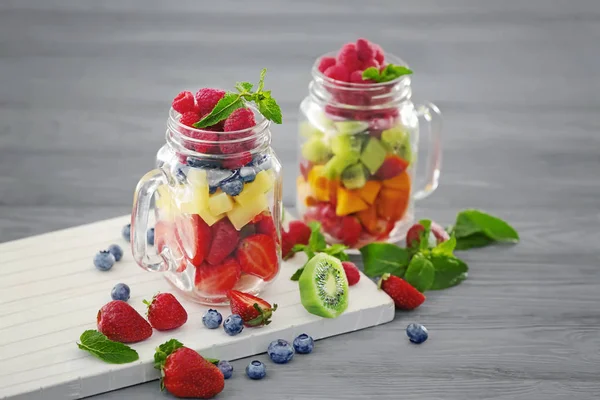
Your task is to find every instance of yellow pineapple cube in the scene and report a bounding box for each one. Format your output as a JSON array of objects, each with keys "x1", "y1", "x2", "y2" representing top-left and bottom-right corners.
[
  {"x1": 227, "y1": 194, "x2": 268, "y2": 230},
  {"x1": 234, "y1": 170, "x2": 274, "y2": 207},
  {"x1": 208, "y1": 190, "x2": 234, "y2": 215}
]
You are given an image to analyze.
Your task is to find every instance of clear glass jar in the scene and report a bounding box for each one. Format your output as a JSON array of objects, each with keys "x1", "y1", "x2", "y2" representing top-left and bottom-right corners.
[
  {"x1": 132, "y1": 106, "x2": 283, "y2": 305},
  {"x1": 297, "y1": 52, "x2": 442, "y2": 248}
]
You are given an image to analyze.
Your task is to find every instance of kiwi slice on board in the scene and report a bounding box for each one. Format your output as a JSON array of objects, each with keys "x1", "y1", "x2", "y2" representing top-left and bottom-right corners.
[{"x1": 299, "y1": 253, "x2": 349, "y2": 318}]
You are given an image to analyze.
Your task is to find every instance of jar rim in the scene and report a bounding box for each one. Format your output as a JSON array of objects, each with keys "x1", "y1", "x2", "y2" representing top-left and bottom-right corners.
[{"x1": 168, "y1": 104, "x2": 270, "y2": 136}]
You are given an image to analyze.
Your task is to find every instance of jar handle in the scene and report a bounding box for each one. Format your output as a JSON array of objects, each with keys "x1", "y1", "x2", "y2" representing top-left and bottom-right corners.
[
  {"x1": 413, "y1": 102, "x2": 443, "y2": 201},
  {"x1": 131, "y1": 169, "x2": 169, "y2": 272}
]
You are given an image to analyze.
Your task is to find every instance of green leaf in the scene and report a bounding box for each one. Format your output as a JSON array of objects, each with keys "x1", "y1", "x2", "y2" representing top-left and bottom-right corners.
[
  {"x1": 257, "y1": 97, "x2": 283, "y2": 124},
  {"x1": 404, "y1": 254, "x2": 435, "y2": 292},
  {"x1": 362, "y1": 67, "x2": 380, "y2": 81},
  {"x1": 455, "y1": 233, "x2": 496, "y2": 250},
  {"x1": 193, "y1": 92, "x2": 244, "y2": 128},
  {"x1": 359, "y1": 243, "x2": 410, "y2": 278},
  {"x1": 235, "y1": 82, "x2": 254, "y2": 93},
  {"x1": 292, "y1": 244, "x2": 306, "y2": 253},
  {"x1": 154, "y1": 339, "x2": 184, "y2": 370},
  {"x1": 418, "y1": 219, "x2": 432, "y2": 251},
  {"x1": 432, "y1": 234, "x2": 456, "y2": 256},
  {"x1": 257, "y1": 68, "x2": 267, "y2": 92},
  {"x1": 77, "y1": 330, "x2": 139, "y2": 364},
  {"x1": 204, "y1": 357, "x2": 220, "y2": 365},
  {"x1": 427, "y1": 254, "x2": 468, "y2": 290},
  {"x1": 290, "y1": 267, "x2": 305, "y2": 281},
  {"x1": 308, "y1": 222, "x2": 327, "y2": 252},
  {"x1": 454, "y1": 210, "x2": 519, "y2": 245},
  {"x1": 361, "y1": 64, "x2": 413, "y2": 83}
]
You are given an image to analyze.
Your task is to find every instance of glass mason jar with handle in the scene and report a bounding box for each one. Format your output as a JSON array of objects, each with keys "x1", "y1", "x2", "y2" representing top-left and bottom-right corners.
[
  {"x1": 132, "y1": 106, "x2": 283, "y2": 305},
  {"x1": 297, "y1": 52, "x2": 442, "y2": 248}
]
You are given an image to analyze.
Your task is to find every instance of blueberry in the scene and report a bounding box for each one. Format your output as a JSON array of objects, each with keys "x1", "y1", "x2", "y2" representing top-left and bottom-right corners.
[
  {"x1": 252, "y1": 154, "x2": 272, "y2": 171},
  {"x1": 209, "y1": 186, "x2": 218, "y2": 195},
  {"x1": 293, "y1": 333, "x2": 314, "y2": 354},
  {"x1": 122, "y1": 224, "x2": 131, "y2": 242},
  {"x1": 246, "y1": 360, "x2": 266, "y2": 380},
  {"x1": 111, "y1": 283, "x2": 130, "y2": 301},
  {"x1": 217, "y1": 360, "x2": 233, "y2": 379},
  {"x1": 221, "y1": 177, "x2": 244, "y2": 196},
  {"x1": 223, "y1": 314, "x2": 244, "y2": 336},
  {"x1": 406, "y1": 323, "x2": 428, "y2": 344},
  {"x1": 202, "y1": 309, "x2": 223, "y2": 329},
  {"x1": 107, "y1": 244, "x2": 123, "y2": 262},
  {"x1": 94, "y1": 250, "x2": 116, "y2": 271},
  {"x1": 187, "y1": 157, "x2": 220, "y2": 169},
  {"x1": 239, "y1": 166, "x2": 257, "y2": 183},
  {"x1": 267, "y1": 339, "x2": 294, "y2": 364},
  {"x1": 170, "y1": 165, "x2": 188, "y2": 184},
  {"x1": 147, "y1": 228, "x2": 155, "y2": 246}
]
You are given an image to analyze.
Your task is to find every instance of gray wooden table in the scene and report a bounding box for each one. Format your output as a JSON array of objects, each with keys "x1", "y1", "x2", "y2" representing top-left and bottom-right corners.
[{"x1": 2, "y1": 1, "x2": 599, "y2": 399}]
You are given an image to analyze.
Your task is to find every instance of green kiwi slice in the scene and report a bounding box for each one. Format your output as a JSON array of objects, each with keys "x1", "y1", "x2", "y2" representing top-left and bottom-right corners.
[{"x1": 299, "y1": 253, "x2": 349, "y2": 318}]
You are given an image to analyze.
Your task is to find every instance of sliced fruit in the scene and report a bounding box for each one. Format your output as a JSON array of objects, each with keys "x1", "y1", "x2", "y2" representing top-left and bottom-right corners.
[
  {"x1": 208, "y1": 190, "x2": 235, "y2": 215},
  {"x1": 355, "y1": 180, "x2": 382, "y2": 205},
  {"x1": 382, "y1": 170, "x2": 411, "y2": 190},
  {"x1": 197, "y1": 207, "x2": 225, "y2": 226},
  {"x1": 338, "y1": 216, "x2": 362, "y2": 247},
  {"x1": 228, "y1": 290, "x2": 277, "y2": 327},
  {"x1": 186, "y1": 168, "x2": 208, "y2": 186},
  {"x1": 322, "y1": 153, "x2": 358, "y2": 179},
  {"x1": 298, "y1": 253, "x2": 349, "y2": 318},
  {"x1": 253, "y1": 210, "x2": 279, "y2": 242},
  {"x1": 299, "y1": 160, "x2": 313, "y2": 180},
  {"x1": 307, "y1": 166, "x2": 332, "y2": 202},
  {"x1": 227, "y1": 194, "x2": 268, "y2": 230},
  {"x1": 341, "y1": 163, "x2": 368, "y2": 189},
  {"x1": 374, "y1": 155, "x2": 409, "y2": 180},
  {"x1": 301, "y1": 138, "x2": 331, "y2": 164},
  {"x1": 155, "y1": 220, "x2": 187, "y2": 272},
  {"x1": 234, "y1": 170, "x2": 274, "y2": 207},
  {"x1": 236, "y1": 234, "x2": 279, "y2": 281},
  {"x1": 206, "y1": 218, "x2": 239, "y2": 265},
  {"x1": 174, "y1": 213, "x2": 212, "y2": 266},
  {"x1": 360, "y1": 137, "x2": 387, "y2": 174},
  {"x1": 376, "y1": 188, "x2": 410, "y2": 222},
  {"x1": 356, "y1": 205, "x2": 379, "y2": 235},
  {"x1": 333, "y1": 120, "x2": 369, "y2": 135},
  {"x1": 336, "y1": 187, "x2": 368, "y2": 216},
  {"x1": 381, "y1": 127, "x2": 413, "y2": 162},
  {"x1": 330, "y1": 134, "x2": 362, "y2": 157},
  {"x1": 194, "y1": 258, "x2": 241, "y2": 295}
]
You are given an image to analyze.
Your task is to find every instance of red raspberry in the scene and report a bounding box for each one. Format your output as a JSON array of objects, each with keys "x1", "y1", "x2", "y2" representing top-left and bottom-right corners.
[
  {"x1": 356, "y1": 38, "x2": 374, "y2": 61},
  {"x1": 195, "y1": 88, "x2": 226, "y2": 117},
  {"x1": 179, "y1": 112, "x2": 201, "y2": 127},
  {"x1": 317, "y1": 56, "x2": 337, "y2": 73},
  {"x1": 188, "y1": 131, "x2": 219, "y2": 154},
  {"x1": 350, "y1": 70, "x2": 376, "y2": 84},
  {"x1": 221, "y1": 152, "x2": 252, "y2": 169},
  {"x1": 337, "y1": 43, "x2": 361, "y2": 72},
  {"x1": 287, "y1": 221, "x2": 311, "y2": 246},
  {"x1": 172, "y1": 91, "x2": 196, "y2": 114},
  {"x1": 342, "y1": 261, "x2": 361, "y2": 286},
  {"x1": 224, "y1": 108, "x2": 256, "y2": 132},
  {"x1": 324, "y1": 64, "x2": 350, "y2": 82},
  {"x1": 373, "y1": 44, "x2": 385, "y2": 65},
  {"x1": 360, "y1": 58, "x2": 380, "y2": 71}
]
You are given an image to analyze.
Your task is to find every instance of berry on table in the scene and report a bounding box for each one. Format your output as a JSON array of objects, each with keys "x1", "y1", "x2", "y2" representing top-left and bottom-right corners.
[
  {"x1": 107, "y1": 244, "x2": 123, "y2": 262},
  {"x1": 341, "y1": 261, "x2": 361, "y2": 286},
  {"x1": 147, "y1": 228, "x2": 155, "y2": 246},
  {"x1": 202, "y1": 309, "x2": 223, "y2": 329},
  {"x1": 246, "y1": 360, "x2": 266, "y2": 380},
  {"x1": 111, "y1": 283, "x2": 130, "y2": 301},
  {"x1": 293, "y1": 334, "x2": 314, "y2": 354},
  {"x1": 172, "y1": 91, "x2": 197, "y2": 114},
  {"x1": 97, "y1": 300, "x2": 153, "y2": 343},
  {"x1": 217, "y1": 360, "x2": 233, "y2": 379},
  {"x1": 144, "y1": 293, "x2": 188, "y2": 331},
  {"x1": 406, "y1": 323, "x2": 428, "y2": 344},
  {"x1": 227, "y1": 290, "x2": 277, "y2": 327},
  {"x1": 223, "y1": 314, "x2": 244, "y2": 336},
  {"x1": 195, "y1": 88, "x2": 226, "y2": 117},
  {"x1": 94, "y1": 250, "x2": 116, "y2": 271},
  {"x1": 122, "y1": 223, "x2": 131, "y2": 242},
  {"x1": 378, "y1": 274, "x2": 425, "y2": 310},
  {"x1": 267, "y1": 339, "x2": 294, "y2": 364}
]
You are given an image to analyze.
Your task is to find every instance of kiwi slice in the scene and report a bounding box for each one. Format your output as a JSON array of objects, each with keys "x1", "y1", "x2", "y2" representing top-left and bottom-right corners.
[
  {"x1": 381, "y1": 127, "x2": 413, "y2": 163},
  {"x1": 331, "y1": 134, "x2": 362, "y2": 157},
  {"x1": 322, "y1": 153, "x2": 359, "y2": 179},
  {"x1": 341, "y1": 163, "x2": 367, "y2": 189},
  {"x1": 299, "y1": 253, "x2": 349, "y2": 318},
  {"x1": 360, "y1": 137, "x2": 387, "y2": 174},
  {"x1": 301, "y1": 138, "x2": 331, "y2": 164}
]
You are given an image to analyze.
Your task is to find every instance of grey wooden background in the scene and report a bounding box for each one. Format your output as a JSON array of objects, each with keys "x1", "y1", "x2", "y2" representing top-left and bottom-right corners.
[{"x1": 1, "y1": 1, "x2": 600, "y2": 399}]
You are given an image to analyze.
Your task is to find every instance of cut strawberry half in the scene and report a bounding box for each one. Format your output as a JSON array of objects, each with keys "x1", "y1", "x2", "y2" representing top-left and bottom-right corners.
[
  {"x1": 227, "y1": 290, "x2": 277, "y2": 327},
  {"x1": 253, "y1": 210, "x2": 279, "y2": 243},
  {"x1": 236, "y1": 234, "x2": 278, "y2": 281},
  {"x1": 194, "y1": 258, "x2": 241, "y2": 295},
  {"x1": 155, "y1": 220, "x2": 187, "y2": 272},
  {"x1": 174, "y1": 214, "x2": 212, "y2": 266}
]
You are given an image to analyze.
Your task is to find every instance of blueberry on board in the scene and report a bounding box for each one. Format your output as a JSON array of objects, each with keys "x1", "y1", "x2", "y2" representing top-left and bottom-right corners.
[
  {"x1": 108, "y1": 244, "x2": 123, "y2": 262},
  {"x1": 111, "y1": 283, "x2": 130, "y2": 301},
  {"x1": 217, "y1": 360, "x2": 233, "y2": 379},
  {"x1": 267, "y1": 339, "x2": 294, "y2": 364},
  {"x1": 223, "y1": 314, "x2": 244, "y2": 336},
  {"x1": 239, "y1": 166, "x2": 256, "y2": 183},
  {"x1": 246, "y1": 360, "x2": 266, "y2": 380},
  {"x1": 94, "y1": 251, "x2": 116, "y2": 271},
  {"x1": 406, "y1": 323, "x2": 428, "y2": 344},
  {"x1": 202, "y1": 309, "x2": 223, "y2": 329},
  {"x1": 147, "y1": 228, "x2": 155, "y2": 246},
  {"x1": 122, "y1": 224, "x2": 131, "y2": 242},
  {"x1": 221, "y1": 177, "x2": 244, "y2": 196},
  {"x1": 293, "y1": 333, "x2": 314, "y2": 354}
]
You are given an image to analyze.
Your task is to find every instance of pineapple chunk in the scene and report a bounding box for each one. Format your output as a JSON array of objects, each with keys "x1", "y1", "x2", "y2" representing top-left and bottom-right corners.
[
  {"x1": 208, "y1": 190, "x2": 234, "y2": 215},
  {"x1": 186, "y1": 169, "x2": 207, "y2": 186},
  {"x1": 197, "y1": 207, "x2": 224, "y2": 226},
  {"x1": 227, "y1": 194, "x2": 268, "y2": 230},
  {"x1": 155, "y1": 185, "x2": 176, "y2": 220},
  {"x1": 234, "y1": 170, "x2": 274, "y2": 207}
]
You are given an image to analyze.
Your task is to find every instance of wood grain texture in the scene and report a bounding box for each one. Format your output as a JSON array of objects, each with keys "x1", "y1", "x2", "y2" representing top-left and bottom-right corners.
[{"x1": 1, "y1": 0, "x2": 599, "y2": 399}]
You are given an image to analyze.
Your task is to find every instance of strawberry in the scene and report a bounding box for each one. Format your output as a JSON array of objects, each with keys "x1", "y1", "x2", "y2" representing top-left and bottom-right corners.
[
  {"x1": 206, "y1": 218, "x2": 239, "y2": 265},
  {"x1": 155, "y1": 220, "x2": 187, "y2": 272},
  {"x1": 287, "y1": 221, "x2": 311, "y2": 245},
  {"x1": 378, "y1": 274, "x2": 425, "y2": 310},
  {"x1": 144, "y1": 293, "x2": 188, "y2": 331},
  {"x1": 338, "y1": 216, "x2": 362, "y2": 247},
  {"x1": 253, "y1": 210, "x2": 279, "y2": 243},
  {"x1": 227, "y1": 290, "x2": 277, "y2": 327},
  {"x1": 374, "y1": 155, "x2": 409, "y2": 180},
  {"x1": 341, "y1": 261, "x2": 361, "y2": 286},
  {"x1": 194, "y1": 258, "x2": 241, "y2": 295},
  {"x1": 281, "y1": 232, "x2": 295, "y2": 259},
  {"x1": 175, "y1": 214, "x2": 212, "y2": 267},
  {"x1": 155, "y1": 339, "x2": 224, "y2": 399},
  {"x1": 236, "y1": 234, "x2": 278, "y2": 281},
  {"x1": 406, "y1": 221, "x2": 449, "y2": 249},
  {"x1": 97, "y1": 300, "x2": 152, "y2": 343}
]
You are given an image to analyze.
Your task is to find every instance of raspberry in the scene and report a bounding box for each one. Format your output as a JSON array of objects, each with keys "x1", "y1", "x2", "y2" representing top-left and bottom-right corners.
[
  {"x1": 317, "y1": 56, "x2": 337, "y2": 73},
  {"x1": 172, "y1": 91, "x2": 196, "y2": 114},
  {"x1": 195, "y1": 88, "x2": 226, "y2": 117},
  {"x1": 341, "y1": 261, "x2": 361, "y2": 286},
  {"x1": 324, "y1": 64, "x2": 350, "y2": 82},
  {"x1": 187, "y1": 130, "x2": 219, "y2": 154},
  {"x1": 360, "y1": 58, "x2": 380, "y2": 71},
  {"x1": 224, "y1": 108, "x2": 256, "y2": 132},
  {"x1": 221, "y1": 152, "x2": 252, "y2": 169},
  {"x1": 373, "y1": 44, "x2": 385, "y2": 65},
  {"x1": 337, "y1": 43, "x2": 361, "y2": 72},
  {"x1": 287, "y1": 221, "x2": 311, "y2": 245},
  {"x1": 356, "y1": 38, "x2": 374, "y2": 61},
  {"x1": 179, "y1": 112, "x2": 201, "y2": 127},
  {"x1": 350, "y1": 70, "x2": 368, "y2": 84}
]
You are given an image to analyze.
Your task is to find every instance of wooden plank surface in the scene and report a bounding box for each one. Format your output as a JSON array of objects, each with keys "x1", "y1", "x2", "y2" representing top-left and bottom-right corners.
[{"x1": 1, "y1": 0, "x2": 599, "y2": 399}]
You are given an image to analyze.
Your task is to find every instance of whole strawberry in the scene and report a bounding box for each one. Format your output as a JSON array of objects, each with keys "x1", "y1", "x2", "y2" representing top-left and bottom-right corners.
[
  {"x1": 227, "y1": 290, "x2": 277, "y2": 327},
  {"x1": 378, "y1": 274, "x2": 425, "y2": 310},
  {"x1": 154, "y1": 339, "x2": 224, "y2": 399},
  {"x1": 97, "y1": 300, "x2": 153, "y2": 343},
  {"x1": 144, "y1": 293, "x2": 188, "y2": 331}
]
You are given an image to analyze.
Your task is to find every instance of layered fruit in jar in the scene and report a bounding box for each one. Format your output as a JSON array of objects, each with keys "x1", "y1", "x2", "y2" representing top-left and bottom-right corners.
[{"x1": 297, "y1": 39, "x2": 416, "y2": 248}]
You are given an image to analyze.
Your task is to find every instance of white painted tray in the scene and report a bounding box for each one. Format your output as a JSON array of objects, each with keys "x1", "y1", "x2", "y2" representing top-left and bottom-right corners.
[{"x1": 0, "y1": 215, "x2": 394, "y2": 400}]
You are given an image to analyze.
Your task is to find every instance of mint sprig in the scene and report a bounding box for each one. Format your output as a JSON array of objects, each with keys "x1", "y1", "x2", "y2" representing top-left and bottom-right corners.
[
  {"x1": 362, "y1": 64, "x2": 413, "y2": 83},
  {"x1": 193, "y1": 68, "x2": 282, "y2": 128},
  {"x1": 77, "y1": 330, "x2": 139, "y2": 364},
  {"x1": 450, "y1": 210, "x2": 519, "y2": 250}
]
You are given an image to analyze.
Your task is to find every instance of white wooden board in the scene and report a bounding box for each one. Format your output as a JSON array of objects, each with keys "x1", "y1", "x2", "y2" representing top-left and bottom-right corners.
[{"x1": 0, "y1": 215, "x2": 394, "y2": 400}]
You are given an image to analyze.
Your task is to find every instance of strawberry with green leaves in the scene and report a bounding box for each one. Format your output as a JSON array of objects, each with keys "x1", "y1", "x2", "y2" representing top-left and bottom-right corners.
[
  {"x1": 144, "y1": 293, "x2": 188, "y2": 331},
  {"x1": 227, "y1": 290, "x2": 277, "y2": 327},
  {"x1": 378, "y1": 274, "x2": 425, "y2": 310}
]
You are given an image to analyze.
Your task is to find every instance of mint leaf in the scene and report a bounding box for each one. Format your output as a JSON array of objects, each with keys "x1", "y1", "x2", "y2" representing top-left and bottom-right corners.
[
  {"x1": 257, "y1": 68, "x2": 267, "y2": 92},
  {"x1": 418, "y1": 219, "x2": 432, "y2": 251},
  {"x1": 455, "y1": 233, "x2": 495, "y2": 250},
  {"x1": 308, "y1": 221, "x2": 327, "y2": 252},
  {"x1": 404, "y1": 254, "x2": 435, "y2": 292},
  {"x1": 290, "y1": 266, "x2": 305, "y2": 281},
  {"x1": 427, "y1": 254, "x2": 468, "y2": 290},
  {"x1": 324, "y1": 243, "x2": 349, "y2": 261},
  {"x1": 257, "y1": 97, "x2": 282, "y2": 124},
  {"x1": 432, "y1": 234, "x2": 456, "y2": 256},
  {"x1": 194, "y1": 92, "x2": 244, "y2": 128},
  {"x1": 236, "y1": 82, "x2": 254, "y2": 92},
  {"x1": 77, "y1": 330, "x2": 139, "y2": 364},
  {"x1": 362, "y1": 67, "x2": 380, "y2": 81},
  {"x1": 361, "y1": 64, "x2": 413, "y2": 83},
  {"x1": 454, "y1": 210, "x2": 519, "y2": 248},
  {"x1": 359, "y1": 243, "x2": 410, "y2": 278}
]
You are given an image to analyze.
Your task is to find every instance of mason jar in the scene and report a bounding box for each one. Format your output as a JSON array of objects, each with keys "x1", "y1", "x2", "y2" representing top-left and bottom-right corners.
[
  {"x1": 132, "y1": 106, "x2": 283, "y2": 305},
  {"x1": 296, "y1": 52, "x2": 442, "y2": 248}
]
